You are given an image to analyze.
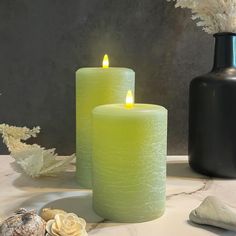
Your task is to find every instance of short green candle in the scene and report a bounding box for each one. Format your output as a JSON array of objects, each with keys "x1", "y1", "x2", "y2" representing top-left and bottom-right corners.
[
  {"x1": 92, "y1": 98, "x2": 168, "y2": 222},
  {"x1": 76, "y1": 56, "x2": 135, "y2": 188}
]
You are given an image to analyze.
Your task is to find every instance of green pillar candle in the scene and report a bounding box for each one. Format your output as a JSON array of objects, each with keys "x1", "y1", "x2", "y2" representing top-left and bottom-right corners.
[
  {"x1": 92, "y1": 93, "x2": 168, "y2": 222},
  {"x1": 76, "y1": 55, "x2": 135, "y2": 188}
]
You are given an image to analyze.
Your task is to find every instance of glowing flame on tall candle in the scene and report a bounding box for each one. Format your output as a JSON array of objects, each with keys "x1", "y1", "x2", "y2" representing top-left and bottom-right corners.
[
  {"x1": 102, "y1": 54, "x2": 109, "y2": 68},
  {"x1": 125, "y1": 90, "x2": 134, "y2": 109}
]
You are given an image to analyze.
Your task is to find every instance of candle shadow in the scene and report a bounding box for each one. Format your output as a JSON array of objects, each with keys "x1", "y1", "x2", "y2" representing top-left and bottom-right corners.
[
  {"x1": 17, "y1": 192, "x2": 103, "y2": 223},
  {"x1": 167, "y1": 162, "x2": 207, "y2": 179},
  {"x1": 17, "y1": 191, "x2": 126, "y2": 232}
]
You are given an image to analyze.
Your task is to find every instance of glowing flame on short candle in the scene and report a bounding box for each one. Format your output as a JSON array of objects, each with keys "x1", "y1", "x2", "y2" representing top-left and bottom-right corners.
[
  {"x1": 125, "y1": 90, "x2": 134, "y2": 109},
  {"x1": 102, "y1": 54, "x2": 109, "y2": 68}
]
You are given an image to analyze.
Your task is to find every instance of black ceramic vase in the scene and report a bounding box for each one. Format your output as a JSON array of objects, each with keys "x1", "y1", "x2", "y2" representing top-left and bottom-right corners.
[{"x1": 189, "y1": 33, "x2": 236, "y2": 178}]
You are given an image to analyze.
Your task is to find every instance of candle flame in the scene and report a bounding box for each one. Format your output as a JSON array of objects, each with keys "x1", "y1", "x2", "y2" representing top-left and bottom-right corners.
[
  {"x1": 102, "y1": 54, "x2": 109, "y2": 68},
  {"x1": 125, "y1": 90, "x2": 134, "y2": 109}
]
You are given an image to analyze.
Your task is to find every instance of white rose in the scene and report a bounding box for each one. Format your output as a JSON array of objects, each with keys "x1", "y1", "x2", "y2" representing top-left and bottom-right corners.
[{"x1": 46, "y1": 213, "x2": 88, "y2": 236}]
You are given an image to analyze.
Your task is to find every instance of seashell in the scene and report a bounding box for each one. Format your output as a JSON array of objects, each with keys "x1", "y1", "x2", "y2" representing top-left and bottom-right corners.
[
  {"x1": 0, "y1": 124, "x2": 75, "y2": 178},
  {"x1": 46, "y1": 213, "x2": 88, "y2": 236},
  {"x1": 0, "y1": 208, "x2": 46, "y2": 236},
  {"x1": 41, "y1": 208, "x2": 67, "y2": 222},
  {"x1": 190, "y1": 196, "x2": 236, "y2": 231}
]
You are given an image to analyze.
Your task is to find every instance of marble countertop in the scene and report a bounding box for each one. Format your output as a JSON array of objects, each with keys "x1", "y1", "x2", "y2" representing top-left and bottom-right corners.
[{"x1": 1, "y1": 155, "x2": 236, "y2": 236}]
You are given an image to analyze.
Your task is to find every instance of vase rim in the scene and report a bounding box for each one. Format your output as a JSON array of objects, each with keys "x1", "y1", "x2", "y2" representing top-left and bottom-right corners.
[{"x1": 214, "y1": 32, "x2": 236, "y2": 37}]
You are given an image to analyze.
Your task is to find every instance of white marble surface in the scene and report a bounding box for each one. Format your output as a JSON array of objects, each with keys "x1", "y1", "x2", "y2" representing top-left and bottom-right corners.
[{"x1": 1, "y1": 155, "x2": 236, "y2": 235}]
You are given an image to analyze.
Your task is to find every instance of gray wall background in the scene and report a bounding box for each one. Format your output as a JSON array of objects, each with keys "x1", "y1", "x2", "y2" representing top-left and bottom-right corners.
[{"x1": 0, "y1": 0, "x2": 213, "y2": 155}]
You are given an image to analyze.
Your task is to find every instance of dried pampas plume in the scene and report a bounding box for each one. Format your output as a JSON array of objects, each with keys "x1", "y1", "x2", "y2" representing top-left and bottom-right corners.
[
  {"x1": 0, "y1": 124, "x2": 75, "y2": 178},
  {"x1": 167, "y1": 0, "x2": 236, "y2": 34}
]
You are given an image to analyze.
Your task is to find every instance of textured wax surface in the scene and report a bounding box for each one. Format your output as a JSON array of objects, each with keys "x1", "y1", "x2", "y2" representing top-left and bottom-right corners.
[
  {"x1": 92, "y1": 104, "x2": 168, "y2": 222},
  {"x1": 76, "y1": 68, "x2": 135, "y2": 188}
]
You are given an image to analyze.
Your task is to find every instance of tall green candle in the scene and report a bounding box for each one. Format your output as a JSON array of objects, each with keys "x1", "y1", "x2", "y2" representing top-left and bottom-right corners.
[
  {"x1": 92, "y1": 91, "x2": 168, "y2": 222},
  {"x1": 76, "y1": 55, "x2": 135, "y2": 188}
]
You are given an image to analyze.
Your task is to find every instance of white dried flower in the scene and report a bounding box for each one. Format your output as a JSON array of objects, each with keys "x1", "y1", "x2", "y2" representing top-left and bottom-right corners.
[
  {"x1": 167, "y1": 0, "x2": 236, "y2": 34},
  {"x1": 46, "y1": 213, "x2": 87, "y2": 236},
  {"x1": 41, "y1": 208, "x2": 68, "y2": 222},
  {"x1": 0, "y1": 124, "x2": 75, "y2": 178}
]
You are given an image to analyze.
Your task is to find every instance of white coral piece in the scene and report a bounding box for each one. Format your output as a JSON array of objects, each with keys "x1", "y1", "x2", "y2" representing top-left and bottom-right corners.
[
  {"x1": 0, "y1": 124, "x2": 75, "y2": 178},
  {"x1": 167, "y1": 0, "x2": 236, "y2": 34}
]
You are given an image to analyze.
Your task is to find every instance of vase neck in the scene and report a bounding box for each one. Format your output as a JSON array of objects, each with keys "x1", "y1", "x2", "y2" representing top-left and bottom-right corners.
[{"x1": 212, "y1": 33, "x2": 236, "y2": 70}]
